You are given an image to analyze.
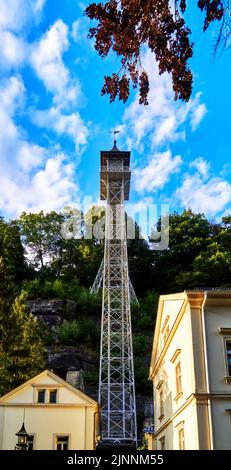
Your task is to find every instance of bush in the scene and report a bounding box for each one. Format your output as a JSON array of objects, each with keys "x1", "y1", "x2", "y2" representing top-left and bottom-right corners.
[
  {"x1": 22, "y1": 279, "x2": 101, "y2": 315},
  {"x1": 133, "y1": 335, "x2": 147, "y2": 356},
  {"x1": 50, "y1": 279, "x2": 65, "y2": 298},
  {"x1": 57, "y1": 320, "x2": 81, "y2": 345},
  {"x1": 57, "y1": 319, "x2": 100, "y2": 347},
  {"x1": 84, "y1": 369, "x2": 98, "y2": 385},
  {"x1": 134, "y1": 358, "x2": 152, "y2": 394},
  {"x1": 131, "y1": 292, "x2": 157, "y2": 333},
  {"x1": 78, "y1": 319, "x2": 100, "y2": 347},
  {"x1": 22, "y1": 279, "x2": 43, "y2": 298}
]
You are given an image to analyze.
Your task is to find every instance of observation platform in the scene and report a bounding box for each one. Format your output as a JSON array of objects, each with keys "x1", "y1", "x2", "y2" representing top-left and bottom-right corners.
[{"x1": 100, "y1": 144, "x2": 131, "y2": 200}]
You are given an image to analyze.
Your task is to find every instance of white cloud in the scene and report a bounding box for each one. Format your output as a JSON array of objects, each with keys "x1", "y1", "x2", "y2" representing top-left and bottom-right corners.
[
  {"x1": 17, "y1": 143, "x2": 45, "y2": 172},
  {"x1": 190, "y1": 102, "x2": 207, "y2": 131},
  {"x1": 0, "y1": 76, "x2": 25, "y2": 112},
  {"x1": 176, "y1": 173, "x2": 231, "y2": 216},
  {"x1": 32, "y1": 0, "x2": 46, "y2": 15},
  {"x1": 0, "y1": 76, "x2": 78, "y2": 216},
  {"x1": 0, "y1": 0, "x2": 46, "y2": 30},
  {"x1": 0, "y1": 0, "x2": 46, "y2": 70},
  {"x1": 123, "y1": 50, "x2": 207, "y2": 150},
  {"x1": 0, "y1": 0, "x2": 29, "y2": 31},
  {"x1": 31, "y1": 20, "x2": 80, "y2": 105},
  {"x1": 0, "y1": 10, "x2": 89, "y2": 185},
  {"x1": 31, "y1": 105, "x2": 89, "y2": 154},
  {"x1": 0, "y1": 30, "x2": 27, "y2": 69},
  {"x1": 134, "y1": 150, "x2": 182, "y2": 193},
  {"x1": 72, "y1": 18, "x2": 89, "y2": 42},
  {"x1": 0, "y1": 154, "x2": 76, "y2": 216},
  {"x1": 0, "y1": 75, "x2": 45, "y2": 174},
  {"x1": 190, "y1": 157, "x2": 210, "y2": 178}
]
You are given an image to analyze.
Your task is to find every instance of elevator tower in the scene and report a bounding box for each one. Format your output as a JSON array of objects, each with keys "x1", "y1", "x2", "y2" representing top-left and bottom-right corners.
[{"x1": 97, "y1": 136, "x2": 137, "y2": 446}]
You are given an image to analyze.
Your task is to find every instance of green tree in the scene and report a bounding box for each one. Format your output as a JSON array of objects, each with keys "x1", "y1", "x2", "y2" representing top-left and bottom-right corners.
[
  {"x1": 128, "y1": 235, "x2": 153, "y2": 296},
  {"x1": 19, "y1": 211, "x2": 63, "y2": 275},
  {"x1": 61, "y1": 206, "x2": 104, "y2": 286},
  {"x1": 152, "y1": 210, "x2": 212, "y2": 292},
  {"x1": 0, "y1": 218, "x2": 25, "y2": 285},
  {"x1": 0, "y1": 257, "x2": 16, "y2": 314},
  {"x1": 0, "y1": 292, "x2": 45, "y2": 396},
  {"x1": 3, "y1": 221, "x2": 25, "y2": 284},
  {"x1": 0, "y1": 217, "x2": 6, "y2": 255}
]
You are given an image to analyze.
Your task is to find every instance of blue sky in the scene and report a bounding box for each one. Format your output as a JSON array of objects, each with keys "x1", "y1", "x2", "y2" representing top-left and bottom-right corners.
[{"x1": 0, "y1": 0, "x2": 231, "y2": 222}]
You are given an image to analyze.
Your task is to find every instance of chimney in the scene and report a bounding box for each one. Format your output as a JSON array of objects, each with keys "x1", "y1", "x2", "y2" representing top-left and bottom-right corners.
[{"x1": 66, "y1": 368, "x2": 85, "y2": 392}]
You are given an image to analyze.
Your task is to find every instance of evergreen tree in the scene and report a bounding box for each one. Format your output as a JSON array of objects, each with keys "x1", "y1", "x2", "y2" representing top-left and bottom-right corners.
[
  {"x1": 3, "y1": 221, "x2": 25, "y2": 284},
  {"x1": 0, "y1": 263, "x2": 45, "y2": 396}
]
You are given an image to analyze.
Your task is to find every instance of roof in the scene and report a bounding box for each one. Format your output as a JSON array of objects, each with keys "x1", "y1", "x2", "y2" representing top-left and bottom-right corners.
[
  {"x1": 16, "y1": 423, "x2": 28, "y2": 436},
  {"x1": 0, "y1": 369, "x2": 98, "y2": 406}
]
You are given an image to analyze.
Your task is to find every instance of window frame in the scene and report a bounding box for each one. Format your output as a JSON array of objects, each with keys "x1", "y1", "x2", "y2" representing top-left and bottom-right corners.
[
  {"x1": 159, "y1": 436, "x2": 166, "y2": 450},
  {"x1": 54, "y1": 434, "x2": 70, "y2": 451},
  {"x1": 218, "y1": 329, "x2": 231, "y2": 383},
  {"x1": 27, "y1": 434, "x2": 35, "y2": 451},
  {"x1": 37, "y1": 389, "x2": 46, "y2": 403},
  {"x1": 224, "y1": 337, "x2": 231, "y2": 379},
  {"x1": 49, "y1": 389, "x2": 58, "y2": 404},
  {"x1": 159, "y1": 389, "x2": 164, "y2": 420},
  {"x1": 178, "y1": 425, "x2": 185, "y2": 450},
  {"x1": 170, "y1": 349, "x2": 183, "y2": 401},
  {"x1": 175, "y1": 361, "x2": 182, "y2": 396}
]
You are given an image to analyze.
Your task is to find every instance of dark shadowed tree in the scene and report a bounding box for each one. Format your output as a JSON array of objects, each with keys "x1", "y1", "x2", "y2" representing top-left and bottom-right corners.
[
  {"x1": 0, "y1": 257, "x2": 45, "y2": 396},
  {"x1": 0, "y1": 293, "x2": 45, "y2": 396},
  {"x1": 3, "y1": 221, "x2": 26, "y2": 284}
]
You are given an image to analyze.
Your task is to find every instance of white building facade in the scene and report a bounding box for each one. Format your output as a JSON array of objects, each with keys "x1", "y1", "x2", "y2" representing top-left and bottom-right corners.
[{"x1": 149, "y1": 291, "x2": 231, "y2": 450}]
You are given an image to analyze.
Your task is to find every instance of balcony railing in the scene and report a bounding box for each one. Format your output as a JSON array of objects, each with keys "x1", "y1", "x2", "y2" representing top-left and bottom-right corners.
[{"x1": 101, "y1": 165, "x2": 130, "y2": 172}]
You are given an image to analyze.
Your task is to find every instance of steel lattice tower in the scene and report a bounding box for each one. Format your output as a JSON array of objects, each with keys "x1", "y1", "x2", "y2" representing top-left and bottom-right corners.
[{"x1": 97, "y1": 138, "x2": 137, "y2": 446}]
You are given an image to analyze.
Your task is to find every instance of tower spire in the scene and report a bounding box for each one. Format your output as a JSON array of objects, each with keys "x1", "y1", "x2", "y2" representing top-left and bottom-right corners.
[{"x1": 110, "y1": 129, "x2": 120, "y2": 149}]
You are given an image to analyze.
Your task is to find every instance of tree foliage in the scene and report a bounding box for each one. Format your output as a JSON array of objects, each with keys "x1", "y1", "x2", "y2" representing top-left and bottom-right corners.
[
  {"x1": 19, "y1": 211, "x2": 62, "y2": 274},
  {"x1": 153, "y1": 209, "x2": 231, "y2": 292},
  {"x1": 0, "y1": 219, "x2": 25, "y2": 285},
  {"x1": 85, "y1": 0, "x2": 227, "y2": 104},
  {"x1": 0, "y1": 267, "x2": 45, "y2": 396}
]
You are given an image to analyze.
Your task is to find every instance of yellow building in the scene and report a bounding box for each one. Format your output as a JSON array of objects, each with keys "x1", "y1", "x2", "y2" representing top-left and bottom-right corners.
[
  {"x1": 149, "y1": 290, "x2": 231, "y2": 450},
  {"x1": 0, "y1": 369, "x2": 100, "y2": 450}
]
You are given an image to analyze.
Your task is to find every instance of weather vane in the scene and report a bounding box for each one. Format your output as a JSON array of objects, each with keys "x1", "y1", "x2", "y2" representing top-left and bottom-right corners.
[{"x1": 110, "y1": 129, "x2": 120, "y2": 146}]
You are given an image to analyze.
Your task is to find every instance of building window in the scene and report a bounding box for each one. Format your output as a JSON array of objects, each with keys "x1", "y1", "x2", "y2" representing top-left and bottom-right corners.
[
  {"x1": 159, "y1": 389, "x2": 164, "y2": 420},
  {"x1": 159, "y1": 436, "x2": 165, "y2": 450},
  {"x1": 27, "y1": 435, "x2": 34, "y2": 451},
  {"x1": 37, "y1": 389, "x2": 45, "y2": 403},
  {"x1": 175, "y1": 361, "x2": 182, "y2": 395},
  {"x1": 49, "y1": 389, "x2": 57, "y2": 403},
  {"x1": 178, "y1": 426, "x2": 185, "y2": 450},
  {"x1": 225, "y1": 340, "x2": 231, "y2": 376},
  {"x1": 56, "y1": 436, "x2": 69, "y2": 450}
]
